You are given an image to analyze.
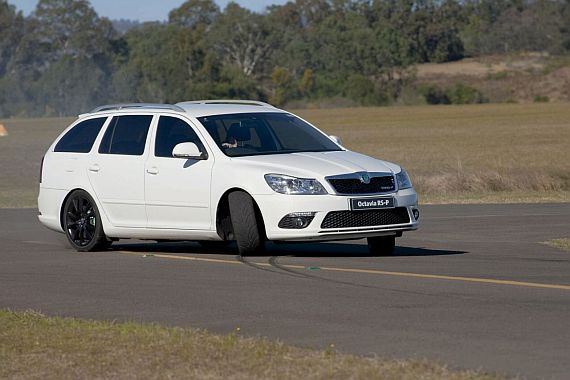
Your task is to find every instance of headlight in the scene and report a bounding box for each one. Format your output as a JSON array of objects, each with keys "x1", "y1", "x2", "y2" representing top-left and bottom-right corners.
[
  {"x1": 396, "y1": 168, "x2": 413, "y2": 190},
  {"x1": 265, "y1": 174, "x2": 327, "y2": 195}
]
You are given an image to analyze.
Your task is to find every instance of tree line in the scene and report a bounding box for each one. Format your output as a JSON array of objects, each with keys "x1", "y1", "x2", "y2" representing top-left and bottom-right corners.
[{"x1": 0, "y1": 0, "x2": 569, "y2": 117}]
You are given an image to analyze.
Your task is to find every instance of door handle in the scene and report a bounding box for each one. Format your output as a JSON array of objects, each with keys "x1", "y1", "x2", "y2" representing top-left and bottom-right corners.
[
  {"x1": 146, "y1": 167, "x2": 159, "y2": 175},
  {"x1": 88, "y1": 164, "x2": 100, "y2": 172}
]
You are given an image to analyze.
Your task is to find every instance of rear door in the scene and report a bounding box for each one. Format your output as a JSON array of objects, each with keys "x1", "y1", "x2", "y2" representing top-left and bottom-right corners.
[
  {"x1": 145, "y1": 115, "x2": 214, "y2": 230},
  {"x1": 47, "y1": 116, "x2": 109, "y2": 190},
  {"x1": 87, "y1": 114, "x2": 154, "y2": 228}
]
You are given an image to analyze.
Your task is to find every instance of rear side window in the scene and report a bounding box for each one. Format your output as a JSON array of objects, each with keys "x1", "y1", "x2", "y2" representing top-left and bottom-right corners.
[
  {"x1": 54, "y1": 117, "x2": 107, "y2": 153},
  {"x1": 99, "y1": 115, "x2": 153, "y2": 156},
  {"x1": 155, "y1": 116, "x2": 204, "y2": 158}
]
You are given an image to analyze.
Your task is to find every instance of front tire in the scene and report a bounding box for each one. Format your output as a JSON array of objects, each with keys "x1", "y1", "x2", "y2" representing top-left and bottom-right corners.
[
  {"x1": 228, "y1": 191, "x2": 264, "y2": 255},
  {"x1": 63, "y1": 190, "x2": 110, "y2": 252},
  {"x1": 367, "y1": 236, "x2": 396, "y2": 256}
]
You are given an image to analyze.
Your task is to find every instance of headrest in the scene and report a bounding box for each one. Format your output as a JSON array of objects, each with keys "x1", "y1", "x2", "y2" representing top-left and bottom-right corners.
[{"x1": 227, "y1": 122, "x2": 251, "y2": 141}]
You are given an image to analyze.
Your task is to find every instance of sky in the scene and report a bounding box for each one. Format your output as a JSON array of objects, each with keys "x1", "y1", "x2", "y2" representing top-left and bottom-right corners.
[{"x1": 11, "y1": 0, "x2": 287, "y2": 20}]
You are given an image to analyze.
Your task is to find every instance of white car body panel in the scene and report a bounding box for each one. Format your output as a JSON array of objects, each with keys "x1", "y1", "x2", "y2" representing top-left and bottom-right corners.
[
  {"x1": 85, "y1": 114, "x2": 154, "y2": 228},
  {"x1": 38, "y1": 101, "x2": 419, "y2": 244},
  {"x1": 231, "y1": 151, "x2": 400, "y2": 194},
  {"x1": 144, "y1": 115, "x2": 215, "y2": 230},
  {"x1": 87, "y1": 153, "x2": 148, "y2": 228}
]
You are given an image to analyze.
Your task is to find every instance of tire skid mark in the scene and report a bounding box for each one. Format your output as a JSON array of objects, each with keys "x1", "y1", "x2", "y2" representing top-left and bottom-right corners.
[
  {"x1": 118, "y1": 250, "x2": 570, "y2": 291},
  {"x1": 268, "y1": 256, "x2": 446, "y2": 297}
]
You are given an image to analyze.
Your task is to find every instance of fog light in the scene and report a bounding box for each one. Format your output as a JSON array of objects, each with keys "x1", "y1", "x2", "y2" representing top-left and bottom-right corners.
[
  {"x1": 412, "y1": 208, "x2": 420, "y2": 221},
  {"x1": 278, "y1": 212, "x2": 316, "y2": 229},
  {"x1": 293, "y1": 218, "x2": 305, "y2": 228}
]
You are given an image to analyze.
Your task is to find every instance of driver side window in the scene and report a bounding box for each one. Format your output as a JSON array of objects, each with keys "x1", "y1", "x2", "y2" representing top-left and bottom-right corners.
[{"x1": 155, "y1": 116, "x2": 205, "y2": 158}]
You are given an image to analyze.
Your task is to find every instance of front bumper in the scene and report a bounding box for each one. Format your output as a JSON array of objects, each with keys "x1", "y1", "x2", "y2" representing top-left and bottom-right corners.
[{"x1": 254, "y1": 188, "x2": 419, "y2": 241}]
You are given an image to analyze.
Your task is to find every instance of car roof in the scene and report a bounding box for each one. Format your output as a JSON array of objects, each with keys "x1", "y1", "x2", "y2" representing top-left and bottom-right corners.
[
  {"x1": 81, "y1": 100, "x2": 285, "y2": 119},
  {"x1": 176, "y1": 100, "x2": 280, "y2": 117}
]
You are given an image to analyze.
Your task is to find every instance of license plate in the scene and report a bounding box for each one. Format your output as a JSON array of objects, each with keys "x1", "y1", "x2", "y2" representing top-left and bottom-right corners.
[{"x1": 350, "y1": 197, "x2": 395, "y2": 210}]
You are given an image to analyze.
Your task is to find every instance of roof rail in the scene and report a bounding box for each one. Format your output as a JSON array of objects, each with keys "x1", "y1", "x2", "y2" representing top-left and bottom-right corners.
[
  {"x1": 89, "y1": 103, "x2": 186, "y2": 114},
  {"x1": 177, "y1": 100, "x2": 275, "y2": 107}
]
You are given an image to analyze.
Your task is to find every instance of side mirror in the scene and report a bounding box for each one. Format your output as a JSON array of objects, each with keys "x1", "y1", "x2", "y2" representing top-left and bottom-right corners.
[
  {"x1": 172, "y1": 142, "x2": 207, "y2": 160},
  {"x1": 329, "y1": 135, "x2": 342, "y2": 146}
]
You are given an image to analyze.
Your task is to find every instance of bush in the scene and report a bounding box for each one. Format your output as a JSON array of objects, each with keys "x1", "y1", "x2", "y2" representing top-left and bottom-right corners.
[
  {"x1": 445, "y1": 83, "x2": 486, "y2": 104},
  {"x1": 418, "y1": 83, "x2": 486, "y2": 105},
  {"x1": 533, "y1": 95, "x2": 550, "y2": 103},
  {"x1": 344, "y1": 74, "x2": 375, "y2": 104},
  {"x1": 486, "y1": 71, "x2": 509, "y2": 80},
  {"x1": 342, "y1": 75, "x2": 391, "y2": 106},
  {"x1": 418, "y1": 84, "x2": 450, "y2": 104}
]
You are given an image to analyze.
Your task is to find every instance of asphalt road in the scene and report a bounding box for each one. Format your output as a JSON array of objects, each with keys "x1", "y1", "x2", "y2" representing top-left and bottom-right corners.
[{"x1": 1, "y1": 204, "x2": 569, "y2": 379}]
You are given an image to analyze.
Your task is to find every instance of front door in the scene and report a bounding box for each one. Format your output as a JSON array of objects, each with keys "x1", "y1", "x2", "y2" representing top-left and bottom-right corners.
[
  {"x1": 145, "y1": 115, "x2": 214, "y2": 230},
  {"x1": 86, "y1": 114, "x2": 154, "y2": 228}
]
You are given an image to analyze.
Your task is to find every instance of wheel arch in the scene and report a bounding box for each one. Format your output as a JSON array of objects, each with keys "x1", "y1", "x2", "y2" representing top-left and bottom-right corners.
[
  {"x1": 215, "y1": 188, "x2": 266, "y2": 241},
  {"x1": 59, "y1": 188, "x2": 106, "y2": 231}
]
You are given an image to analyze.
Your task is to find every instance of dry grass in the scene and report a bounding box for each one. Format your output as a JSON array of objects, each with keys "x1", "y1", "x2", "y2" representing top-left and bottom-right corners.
[
  {"x1": 0, "y1": 103, "x2": 569, "y2": 207},
  {"x1": 0, "y1": 310, "x2": 503, "y2": 380},
  {"x1": 416, "y1": 53, "x2": 547, "y2": 79},
  {"x1": 295, "y1": 103, "x2": 570, "y2": 203},
  {"x1": 543, "y1": 239, "x2": 570, "y2": 252},
  {"x1": 420, "y1": 191, "x2": 569, "y2": 205},
  {"x1": 415, "y1": 53, "x2": 570, "y2": 103}
]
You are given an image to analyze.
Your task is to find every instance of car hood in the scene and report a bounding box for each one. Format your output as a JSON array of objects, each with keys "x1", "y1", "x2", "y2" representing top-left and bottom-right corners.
[{"x1": 232, "y1": 150, "x2": 401, "y2": 179}]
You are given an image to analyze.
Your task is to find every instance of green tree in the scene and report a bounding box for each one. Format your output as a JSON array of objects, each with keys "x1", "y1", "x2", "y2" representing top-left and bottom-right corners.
[
  {"x1": 1, "y1": 0, "x2": 568, "y2": 116},
  {"x1": 0, "y1": 1, "x2": 25, "y2": 117},
  {"x1": 0, "y1": 1, "x2": 23, "y2": 76},
  {"x1": 7, "y1": 0, "x2": 119, "y2": 115},
  {"x1": 494, "y1": 0, "x2": 561, "y2": 53},
  {"x1": 562, "y1": 1, "x2": 570, "y2": 52},
  {"x1": 460, "y1": 0, "x2": 563, "y2": 55},
  {"x1": 264, "y1": 2, "x2": 307, "y2": 75},
  {"x1": 270, "y1": 67, "x2": 294, "y2": 105},
  {"x1": 120, "y1": 24, "x2": 190, "y2": 103},
  {"x1": 209, "y1": 3, "x2": 273, "y2": 77},
  {"x1": 168, "y1": 0, "x2": 220, "y2": 28},
  {"x1": 35, "y1": 56, "x2": 108, "y2": 116},
  {"x1": 33, "y1": 0, "x2": 115, "y2": 61},
  {"x1": 299, "y1": 68, "x2": 315, "y2": 96}
]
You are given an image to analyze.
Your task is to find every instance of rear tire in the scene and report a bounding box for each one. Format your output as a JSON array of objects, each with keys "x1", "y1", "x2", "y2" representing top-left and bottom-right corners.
[
  {"x1": 63, "y1": 190, "x2": 110, "y2": 252},
  {"x1": 367, "y1": 236, "x2": 396, "y2": 256},
  {"x1": 228, "y1": 191, "x2": 264, "y2": 256}
]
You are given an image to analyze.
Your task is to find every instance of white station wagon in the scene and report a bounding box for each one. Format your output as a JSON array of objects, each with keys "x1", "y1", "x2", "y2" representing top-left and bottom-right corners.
[{"x1": 38, "y1": 100, "x2": 419, "y2": 255}]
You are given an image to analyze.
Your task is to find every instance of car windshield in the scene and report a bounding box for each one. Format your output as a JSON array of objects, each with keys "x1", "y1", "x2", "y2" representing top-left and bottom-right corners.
[{"x1": 197, "y1": 112, "x2": 342, "y2": 157}]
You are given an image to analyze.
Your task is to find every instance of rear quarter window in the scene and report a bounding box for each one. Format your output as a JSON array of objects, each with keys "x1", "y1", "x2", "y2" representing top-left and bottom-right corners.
[{"x1": 54, "y1": 117, "x2": 107, "y2": 153}]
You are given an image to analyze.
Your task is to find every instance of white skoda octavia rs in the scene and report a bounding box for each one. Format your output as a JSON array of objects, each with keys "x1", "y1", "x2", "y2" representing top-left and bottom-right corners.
[{"x1": 38, "y1": 100, "x2": 419, "y2": 255}]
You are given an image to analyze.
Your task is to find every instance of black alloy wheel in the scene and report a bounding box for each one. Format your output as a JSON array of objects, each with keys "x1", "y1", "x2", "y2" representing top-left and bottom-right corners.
[{"x1": 63, "y1": 190, "x2": 110, "y2": 252}]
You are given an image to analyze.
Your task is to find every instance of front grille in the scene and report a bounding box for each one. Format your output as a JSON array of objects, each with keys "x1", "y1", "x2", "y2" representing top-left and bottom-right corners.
[
  {"x1": 321, "y1": 208, "x2": 410, "y2": 229},
  {"x1": 328, "y1": 175, "x2": 395, "y2": 194}
]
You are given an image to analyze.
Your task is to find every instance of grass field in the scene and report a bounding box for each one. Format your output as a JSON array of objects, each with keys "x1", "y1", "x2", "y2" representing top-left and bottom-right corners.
[
  {"x1": 0, "y1": 103, "x2": 568, "y2": 207},
  {"x1": 543, "y1": 238, "x2": 570, "y2": 252},
  {"x1": 297, "y1": 103, "x2": 570, "y2": 203},
  {"x1": 0, "y1": 310, "x2": 502, "y2": 380}
]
